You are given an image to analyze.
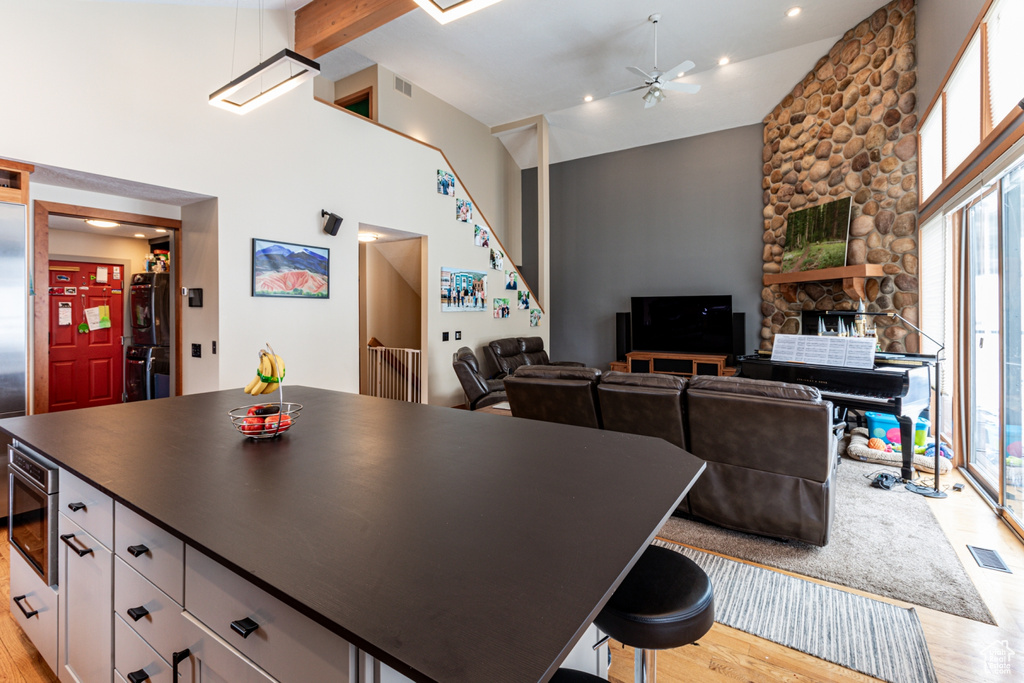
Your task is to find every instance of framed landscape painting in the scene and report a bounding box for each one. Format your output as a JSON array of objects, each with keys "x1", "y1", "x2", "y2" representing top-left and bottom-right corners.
[
  {"x1": 252, "y1": 239, "x2": 330, "y2": 298},
  {"x1": 781, "y1": 197, "x2": 852, "y2": 273}
]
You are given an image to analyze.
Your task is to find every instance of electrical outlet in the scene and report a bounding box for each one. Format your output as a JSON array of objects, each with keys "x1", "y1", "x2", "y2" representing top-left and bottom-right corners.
[
  {"x1": 442, "y1": 332, "x2": 450, "y2": 342},
  {"x1": 455, "y1": 331, "x2": 462, "y2": 340},
  {"x1": 191, "y1": 343, "x2": 201, "y2": 358}
]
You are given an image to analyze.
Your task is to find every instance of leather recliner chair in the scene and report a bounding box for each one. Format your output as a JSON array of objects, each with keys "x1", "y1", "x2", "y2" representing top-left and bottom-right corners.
[
  {"x1": 684, "y1": 375, "x2": 838, "y2": 547},
  {"x1": 484, "y1": 336, "x2": 584, "y2": 378},
  {"x1": 597, "y1": 372, "x2": 689, "y2": 449},
  {"x1": 503, "y1": 365, "x2": 603, "y2": 428},
  {"x1": 452, "y1": 347, "x2": 507, "y2": 410}
]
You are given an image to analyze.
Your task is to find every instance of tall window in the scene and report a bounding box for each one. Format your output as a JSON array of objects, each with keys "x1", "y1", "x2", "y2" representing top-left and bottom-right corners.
[
  {"x1": 986, "y1": 0, "x2": 1024, "y2": 129},
  {"x1": 945, "y1": 36, "x2": 982, "y2": 174}
]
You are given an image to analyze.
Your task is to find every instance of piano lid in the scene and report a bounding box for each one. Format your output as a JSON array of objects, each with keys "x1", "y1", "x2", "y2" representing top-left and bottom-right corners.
[{"x1": 748, "y1": 350, "x2": 936, "y2": 368}]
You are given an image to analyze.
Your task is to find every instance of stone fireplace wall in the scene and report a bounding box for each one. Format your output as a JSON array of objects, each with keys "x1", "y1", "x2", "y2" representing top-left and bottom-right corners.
[{"x1": 760, "y1": 0, "x2": 919, "y2": 352}]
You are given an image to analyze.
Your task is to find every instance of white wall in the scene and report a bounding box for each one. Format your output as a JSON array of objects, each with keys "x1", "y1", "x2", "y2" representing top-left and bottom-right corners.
[
  {"x1": 180, "y1": 198, "x2": 220, "y2": 395},
  {"x1": 0, "y1": 0, "x2": 540, "y2": 406}
]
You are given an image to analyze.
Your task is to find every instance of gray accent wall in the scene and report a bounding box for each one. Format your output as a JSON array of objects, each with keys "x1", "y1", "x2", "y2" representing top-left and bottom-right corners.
[{"x1": 524, "y1": 123, "x2": 764, "y2": 368}]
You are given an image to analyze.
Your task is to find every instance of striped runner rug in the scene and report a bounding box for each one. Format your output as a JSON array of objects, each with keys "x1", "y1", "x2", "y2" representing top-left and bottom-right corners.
[{"x1": 654, "y1": 539, "x2": 938, "y2": 683}]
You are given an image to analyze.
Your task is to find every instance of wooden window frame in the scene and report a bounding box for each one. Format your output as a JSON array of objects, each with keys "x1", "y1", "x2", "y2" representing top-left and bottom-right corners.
[{"x1": 335, "y1": 86, "x2": 375, "y2": 121}]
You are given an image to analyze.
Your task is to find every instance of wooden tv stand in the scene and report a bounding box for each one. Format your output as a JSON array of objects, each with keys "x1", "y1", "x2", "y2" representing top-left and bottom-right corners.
[{"x1": 625, "y1": 351, "x2": 738, "y2": 377}]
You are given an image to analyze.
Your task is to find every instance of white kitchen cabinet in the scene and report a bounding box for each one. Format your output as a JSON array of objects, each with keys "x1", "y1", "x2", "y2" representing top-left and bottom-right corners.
[
  {"x1": 113, "y1": 613, "x2": 194, "y2": 683},
  {"x1": 114, "y1": 503, "x2": 183, "y2": 604},
  {"x1": 184, "y1": 546, "x2": 355, "y2": 682},
  {"x1": 59, "y1": 512, "x2": 112, "y2": 683},
  {"x1": 9, "y1": 544, "x2": 59, "y2": 674},
  {"x1": 60, "y1": 467, "x2": 114, "y2": 550},
  {"x1": 178, "y1": 612, "x2": 274, "y2": 683}
]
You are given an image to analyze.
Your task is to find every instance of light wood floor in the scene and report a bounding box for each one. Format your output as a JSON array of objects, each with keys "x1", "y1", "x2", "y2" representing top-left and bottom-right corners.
[{"x1": 2, "y1": 469, "x2": 1022, "y2": 682}]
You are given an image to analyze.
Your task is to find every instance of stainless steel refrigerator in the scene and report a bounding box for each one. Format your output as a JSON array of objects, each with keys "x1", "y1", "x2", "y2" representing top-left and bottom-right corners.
[{"x1": 0, "y1": 201, "x2": 28, "y2": 518}]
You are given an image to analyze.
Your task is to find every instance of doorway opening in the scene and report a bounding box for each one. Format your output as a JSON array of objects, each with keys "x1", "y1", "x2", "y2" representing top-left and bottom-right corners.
[
  {"x1": 33, "y1": 202, "x2": 183, "y2": 414},
  {"x1": 358, "y1": 226, "x2": 427, "y2": 402}
]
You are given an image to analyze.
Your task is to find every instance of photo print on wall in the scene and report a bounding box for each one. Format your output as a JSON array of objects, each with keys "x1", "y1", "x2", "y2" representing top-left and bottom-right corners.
[
  {"x1": 530, "y1": 309, "x2": 542, "y2": 327},
  {"x1": 505, "y1": 271, "x2": 518, "y2": 290},
  {"x1": 518, "y1": 290, "x2": 530, "y2": 310},
  {"x1": 456, "y1": 198, "x2": 473, "y2": 222},
  {"x1": 474, "y1": 225, "x2": 490, "y2": 248},
  {"x1": 493, "y1": 298, "x2": 510, "y2": 319},
  {"x1": 440, "y1": 267, "x2": 487, "y2": 312},
  {"x1": 437, "y1": 170, "x2": 456, "y2": 196},
  {"x1": 252, "y1": 238, "x2": 329, "y2": 299},
  {"x1": 489, "y1": 248, "x2": 504, "y2": 270}
]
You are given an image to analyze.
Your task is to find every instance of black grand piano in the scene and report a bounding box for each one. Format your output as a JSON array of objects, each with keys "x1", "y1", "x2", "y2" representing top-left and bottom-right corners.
[{"x1": 738, "y1": 351, "x2": 935, "y2": 481}]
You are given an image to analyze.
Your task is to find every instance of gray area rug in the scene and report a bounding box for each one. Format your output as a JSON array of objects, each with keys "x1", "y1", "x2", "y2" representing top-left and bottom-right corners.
[
  {"x1": 656, "y1": 540, "x2": 938, "y2": 683},
  {"x1": 660, "y1": 457, "x2": 996, "y2": 625}
]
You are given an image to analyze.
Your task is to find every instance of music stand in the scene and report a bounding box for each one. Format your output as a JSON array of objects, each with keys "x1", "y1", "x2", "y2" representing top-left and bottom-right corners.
[{"x1": 866, "y1": 312, "x2": 947, "y2": 498}]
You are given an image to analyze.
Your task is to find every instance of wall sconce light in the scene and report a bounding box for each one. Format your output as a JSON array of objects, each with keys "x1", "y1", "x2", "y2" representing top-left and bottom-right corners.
[
  {"x1": 412, "y1": 0, "x2": 505, "y2": 25},
  {"x1": 210, "y1": 48, "x2": 320, "y2": 115},
  {"x1": 322, "y1": 210, "x2": 344, "y2": 236}
]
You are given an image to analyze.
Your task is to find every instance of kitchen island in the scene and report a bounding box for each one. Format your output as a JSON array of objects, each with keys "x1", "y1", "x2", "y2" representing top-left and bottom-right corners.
[{"x1": 2, "y1": 386, "x2": 705, "y2": 682}]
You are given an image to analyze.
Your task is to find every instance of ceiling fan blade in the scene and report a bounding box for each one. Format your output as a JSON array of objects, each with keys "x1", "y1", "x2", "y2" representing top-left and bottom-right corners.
[
  {"x1": 611, "y1": 84, "x2": 648, "y2": 96},
  {"x1": 665, "y1": 60, "x2": 695, "y2": 77},
  {"x1": 660, "y1": 81, "x2": 702, "y2": 94},
  {"x1": 627, "y1": 66, "x2": 653, "y2": 80}
]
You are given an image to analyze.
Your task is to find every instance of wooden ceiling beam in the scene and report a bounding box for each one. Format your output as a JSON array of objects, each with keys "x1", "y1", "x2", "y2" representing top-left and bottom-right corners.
[{"x1": 295, "y1": 0, "x2": 418, "y2": 59}]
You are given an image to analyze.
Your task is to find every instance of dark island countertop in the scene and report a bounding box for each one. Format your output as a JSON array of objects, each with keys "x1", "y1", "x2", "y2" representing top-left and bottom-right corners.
[{"x1": 0, "y1": 387, "x2": 704, "y2": 683}]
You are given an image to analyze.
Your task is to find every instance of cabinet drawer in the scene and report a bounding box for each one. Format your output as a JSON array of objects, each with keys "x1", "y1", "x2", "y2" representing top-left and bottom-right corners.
[
  {"x1": 185, "y1": 546, "x2": 353, "y2": 682},
  {"x1": 114, "y1": 557, "x2": 192, "y2": 664},
  {"x1": 114, "y1": 503, "x2": 184, "y2": 603},
  {"x1": 179, "y1": 612, "x2": 275, "y2": 683},
  {"x1": 9, "y1": 544, "x2": 58, "y2": 674},
  {"x1": 114, "y1": 613, "x2": 194, "y2": 683},
  {"x1": 60, "y1": 468, "x2": 114, "y2": 550}
]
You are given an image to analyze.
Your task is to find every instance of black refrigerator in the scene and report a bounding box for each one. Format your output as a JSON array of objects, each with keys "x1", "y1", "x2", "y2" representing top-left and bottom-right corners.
[{"x1": 126, "y1": 272, "x2": 170, "y2": 401}]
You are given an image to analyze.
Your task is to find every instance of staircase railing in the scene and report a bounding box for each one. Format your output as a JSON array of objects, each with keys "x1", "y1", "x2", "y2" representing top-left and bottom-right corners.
[{"x1": 367, "y1": 338, "x2": 422, "y2": 403}]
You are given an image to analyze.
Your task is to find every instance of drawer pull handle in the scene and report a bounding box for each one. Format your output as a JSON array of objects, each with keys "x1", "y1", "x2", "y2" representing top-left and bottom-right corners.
[
  {"x1": 127, "y1": 669, "x2": 150, "y2": 683},
  {"x1": 127, "y1": 544, "x2": 150, "y2": 558},
  {"x1": 127, "y1": 605, "x2": 150, "y2": 621},
  {"x1": 67, "y1": 502, "x2": 86, "y2": 512},
  {"x1": 230, "y1": 616, "x2": 260, "y2": 639},
  {"x1": 172, "y1": 648, "x2": 191, "y2": 677},
  {"x1": 60, "y1": 533, "x2": 93, "y2": 557},
  {"x1": 12, "y1": 595, "x2": 38, "y2": 619}
]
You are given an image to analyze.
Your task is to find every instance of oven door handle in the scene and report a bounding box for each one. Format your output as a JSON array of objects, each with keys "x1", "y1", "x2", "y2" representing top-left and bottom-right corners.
[
  {"x1": 60, "y1": 533, "x2": 94, "y2": 557},
  {"x1": 12, "y1": 595, "x2": 39, "y2": 619}
]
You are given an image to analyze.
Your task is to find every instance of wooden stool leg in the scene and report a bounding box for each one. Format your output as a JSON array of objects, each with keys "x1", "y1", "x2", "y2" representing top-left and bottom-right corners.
[{"x1": 634, "y1": 648, "x2": 656, "y2": 683}]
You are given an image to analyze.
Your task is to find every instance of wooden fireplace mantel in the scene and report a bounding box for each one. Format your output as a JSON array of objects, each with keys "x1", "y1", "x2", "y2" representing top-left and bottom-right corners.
[{"x1": 763, "y1": 264, "x2": 885, "y2": 301}]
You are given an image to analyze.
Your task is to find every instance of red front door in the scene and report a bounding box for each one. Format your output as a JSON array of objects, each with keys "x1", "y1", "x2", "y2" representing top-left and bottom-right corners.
[{"x1": 49, "y1": 260, "x2": 125, "y2": 412}]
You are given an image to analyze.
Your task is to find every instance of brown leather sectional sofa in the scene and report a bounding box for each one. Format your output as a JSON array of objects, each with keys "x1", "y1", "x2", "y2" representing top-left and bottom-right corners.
[{"x1": 504, "y1": 367, "x2": 839, "y2": 546}]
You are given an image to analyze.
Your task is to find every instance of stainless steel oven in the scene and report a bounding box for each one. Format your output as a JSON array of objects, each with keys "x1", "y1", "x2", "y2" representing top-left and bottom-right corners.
[{"x1": 8, "y1": 444, "x2": 58, "y2": 586}]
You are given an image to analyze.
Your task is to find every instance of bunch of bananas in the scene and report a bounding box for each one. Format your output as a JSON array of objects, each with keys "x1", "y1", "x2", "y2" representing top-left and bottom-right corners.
[{"x1": 243, "y1": 345, "x2": 286, "y2": 396}]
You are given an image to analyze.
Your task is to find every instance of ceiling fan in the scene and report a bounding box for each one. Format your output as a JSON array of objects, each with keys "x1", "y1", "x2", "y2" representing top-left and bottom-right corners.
[{"x1": 613, "y1": 14, "x2": 701, "y2": 108}]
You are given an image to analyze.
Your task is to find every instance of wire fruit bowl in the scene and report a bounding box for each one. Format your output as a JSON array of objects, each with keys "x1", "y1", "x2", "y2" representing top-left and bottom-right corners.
[{"x1": 229, "y1": 402, "x2": 303, "y2": 439}]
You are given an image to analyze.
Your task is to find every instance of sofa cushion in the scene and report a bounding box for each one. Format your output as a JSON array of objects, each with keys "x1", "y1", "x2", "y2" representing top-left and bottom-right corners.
[
  {"x1": 601, "y1": 371, "x2": 687, "y2": 391},
  {"x1": 688, "y1": 375, "x2": 821, "y2": 403},
  {"x1": 520, "y1": 336, "x2": 545, "y2": 354},
  {"x1": 512, "y1": 365, "x2": 602, "y2": 382}
]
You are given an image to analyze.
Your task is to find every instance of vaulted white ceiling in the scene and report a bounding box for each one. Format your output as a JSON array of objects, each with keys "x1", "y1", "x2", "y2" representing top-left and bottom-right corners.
[{"x1": 114, "y1": 0, "x2": 893, "y2": 167}]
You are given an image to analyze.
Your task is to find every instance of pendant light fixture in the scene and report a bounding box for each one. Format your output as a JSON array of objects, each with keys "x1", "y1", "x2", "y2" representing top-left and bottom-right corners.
[{"x1": 209, "y1": 0, "x2": 320, "y2": 115}]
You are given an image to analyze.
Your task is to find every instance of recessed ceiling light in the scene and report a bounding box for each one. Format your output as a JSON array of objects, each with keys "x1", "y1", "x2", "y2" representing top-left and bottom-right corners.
[
  {"x1": 86, "y1": 219, "x2": 119, "y2": 228},
  {"x1": 718, "y1": 57, "x2": 730, "y2": 66},
  {"x1": 584, "y1": 95, "x2": 593, "y2": 103},
  {"x1": 358, "y1": 232, "x2": 379, "y2": 242},
  {"x1": 786, "y1": 7, "x2": 802, "y2": 18},
  {"x1": 155, "y1": 228, "x2": 167, "y2": 233},
  {"x1": 412, "y1": 0, "x2": 505, "y2": 25},
  {"x1": 134, "y1": 233, "x2": 146, "y2": 238}
]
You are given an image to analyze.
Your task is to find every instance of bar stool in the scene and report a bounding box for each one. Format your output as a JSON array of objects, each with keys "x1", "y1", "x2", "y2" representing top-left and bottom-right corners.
[
  {"x1": 550, "y1": 668, "x2": 605, "y2": 682},
  {"x1": 594, "y1": 544, "x2": 714, "y2": 683}
]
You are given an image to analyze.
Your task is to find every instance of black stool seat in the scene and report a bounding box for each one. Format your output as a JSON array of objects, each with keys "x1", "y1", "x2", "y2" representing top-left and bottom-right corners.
[
  {"x1": 550, "y1": 669, "x2": 604, "y2": 683},
  {"x1": 595, "y1": 545, "x2": 714, "y2": 651}
]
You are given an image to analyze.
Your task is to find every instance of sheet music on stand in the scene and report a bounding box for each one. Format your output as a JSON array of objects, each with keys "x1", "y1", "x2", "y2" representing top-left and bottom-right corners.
[{"x1": 770, "y1": 334, "x2": 877, "y2": 369}]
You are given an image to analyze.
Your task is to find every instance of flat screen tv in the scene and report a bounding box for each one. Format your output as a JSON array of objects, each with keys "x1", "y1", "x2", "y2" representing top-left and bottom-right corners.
[{"x1": 630, "y1": 295, "x2": 733, "y2": 355}]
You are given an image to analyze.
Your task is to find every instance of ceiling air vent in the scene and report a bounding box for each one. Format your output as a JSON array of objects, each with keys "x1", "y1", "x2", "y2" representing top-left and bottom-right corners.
[{"x1": 394, "y1": 75, "x2": 413, "y2": 98}]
